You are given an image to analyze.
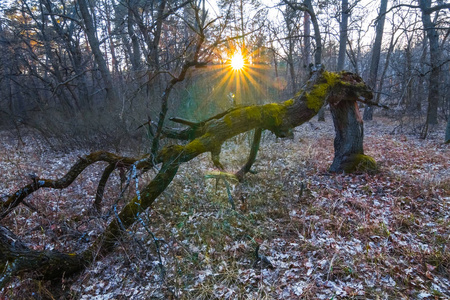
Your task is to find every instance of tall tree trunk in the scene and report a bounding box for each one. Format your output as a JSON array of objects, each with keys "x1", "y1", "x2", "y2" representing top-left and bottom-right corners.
[
  {"x1": 373, "y1": 22, "x2": 397, "y2": 108},
  {"x1": 77, "y1": 0, "x2": 120, "y2": 106},
  {"x1": 416, "y1": 34, "x2": 428, "y2": 113},
  {"x1": 419, "y1": 0, "x2": 441, "y2": 127},
  {"x1": 303, "y1": 11, "x2": 311, "y2": 68},
  {"x1": 105, "y1": 0, "x2": 119, "y2": 75},
  {"x1": 337, "y1": 0, "x2": 349, "y2": 71},
  {"x1": 406, "y1": 47, "x2": 414, "y2": 112},
  {"x1": 289, "y1": 13, "x2": 296, "y2": 94},
  {"x1": 284, "y1": 5, "x2": 297, "y2": 95},
  {"x1": 321, "y1": 0, "x2": 350, "y2": 122},
  {"x1": 445, "y1": 116, "x2": 450, "y2": 144},
  {"x1": 363, "y1": 0, "x2": 388, "y2": 120},
  {"x1": 127, "y1": 8, "x2": 141, "y2": 71},
  {"x1": 445, "y1": 118, "x2": 450, "y2": 143},
  {"x1": 149, "y1": 0, "x2": 166, "y2": 71},
  {"x1": 288, "y1": 57, "x2": 297, "y2": 94},
  {"x1": 307, "y1": 0, "x2": 325, "y2": 121},
  {"x1": 303, "y1": 0, "x2": 321, "y2": 66}
]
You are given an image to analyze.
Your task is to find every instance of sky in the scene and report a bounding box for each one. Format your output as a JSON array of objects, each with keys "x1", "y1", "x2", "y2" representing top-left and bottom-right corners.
[{"x1": 203, "y1": 0, "x2": 382, "y2": 46}]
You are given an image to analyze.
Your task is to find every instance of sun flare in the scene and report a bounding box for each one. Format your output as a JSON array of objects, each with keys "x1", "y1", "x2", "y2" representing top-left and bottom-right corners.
[{"x1": 230, "y1": 52, "x2": 245, "y2": 70}]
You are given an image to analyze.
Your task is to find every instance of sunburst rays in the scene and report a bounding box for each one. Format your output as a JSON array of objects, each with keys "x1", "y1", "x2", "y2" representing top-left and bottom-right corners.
[{"x1": 185, "y1": 45, "x2": 274, "y2": 118}]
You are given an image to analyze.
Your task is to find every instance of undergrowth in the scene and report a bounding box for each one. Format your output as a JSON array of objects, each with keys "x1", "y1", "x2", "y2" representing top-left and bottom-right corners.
[{"x1": 0, "y1": 117, "x2": 448, "y2": 299}]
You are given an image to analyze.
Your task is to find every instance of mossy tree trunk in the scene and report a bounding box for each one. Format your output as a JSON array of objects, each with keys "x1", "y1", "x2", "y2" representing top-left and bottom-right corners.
[
  {"x1": 329, "y1": 100, "x2": 376, "y2": 173},
  {"x1": 329, "y1": 73, "x2": 377, "y2": 173},
  {"x1": 329, "y1": 100, "x2": 364, "y2": 172},
  {"x1": 0, "y1": 69, "x2": 375, "y2": 288}
]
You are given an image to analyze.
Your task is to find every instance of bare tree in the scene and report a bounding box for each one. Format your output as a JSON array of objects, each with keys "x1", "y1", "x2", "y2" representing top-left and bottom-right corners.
[
  {"x1": 318, "y1": 0, "x2": 350, "y2": 122},
  {"x1": 282, "y1": 0, "x2": 377, "y2": 173},
  {"x1": 363, "y1": 0, "x2": 388, "y2": 121},
  {"x1": 418, "y1": 0, "x2": 449, "y2": 136},
  {"x1": 337, "y1": 0, "x2": 349, "y2": 71},
  {"x1": 78, "y1": 0, "x2": 120, "y2": 107}
]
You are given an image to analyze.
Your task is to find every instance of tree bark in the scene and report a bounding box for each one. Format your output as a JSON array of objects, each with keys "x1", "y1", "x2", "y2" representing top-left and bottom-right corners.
[
  {"x1": 284, "y1": 6, "x2": 298, "y2": 94},
  {"x1": 127, "y1": 7, "x2": 141, "y2": 71},
  {"x1": 329, "y1": 100, "x2": 375, "y2": 172},
  {"x1": 363, "y1": 0, "x2": 388, "y2": 120},
  {"x1": 328, "y1": 72, "x2": 376, "y2": 173},
  {"x1": 104, "y1": 0, "x2": 119, "y2": 75},
  {"x1": 419, "y1": 0, "x2": 441, "y2": 126},
  {"x1": 0, "y1": 225, "x2": 85, "y2": 290},
  {"x1": 77, "y1": 0, "x2": 120, "y2": 105},
  {"x1": 445, "y1": 118, "x2": 450, "y2": 143},
  {"x1": 337, "y1": 0, "x2": 349, "y2": 71},
  {"x1": 303, "y1": 11, "x2": 311, "y2": 67}
]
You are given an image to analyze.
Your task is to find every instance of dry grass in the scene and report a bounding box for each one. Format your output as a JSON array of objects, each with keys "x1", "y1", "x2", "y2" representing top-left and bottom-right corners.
[{"x1": 0, "y1": 116, "x2": 449, "y2": 299}]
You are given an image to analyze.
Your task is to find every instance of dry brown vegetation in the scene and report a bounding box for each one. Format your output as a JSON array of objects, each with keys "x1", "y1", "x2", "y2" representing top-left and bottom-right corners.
[{"x1": 0, "y1": 116, "x2": 448, "y2": 299}]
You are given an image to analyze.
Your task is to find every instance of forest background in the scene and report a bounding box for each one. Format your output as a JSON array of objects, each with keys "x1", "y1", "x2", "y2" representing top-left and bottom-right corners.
[{"x1": 0, "y1": 0, "x2": 449, "y2": 145}]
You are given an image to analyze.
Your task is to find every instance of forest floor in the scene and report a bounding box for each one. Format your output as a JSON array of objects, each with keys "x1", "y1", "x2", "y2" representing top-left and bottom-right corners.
[{"x1": 0, "y1": 115, "x2": 449, "y2": 299}]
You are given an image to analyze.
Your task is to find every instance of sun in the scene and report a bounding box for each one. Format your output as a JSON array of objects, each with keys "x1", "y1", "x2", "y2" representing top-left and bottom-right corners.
[{"x1": 230, "y1": 52, "x2": 245, "y2": 70}]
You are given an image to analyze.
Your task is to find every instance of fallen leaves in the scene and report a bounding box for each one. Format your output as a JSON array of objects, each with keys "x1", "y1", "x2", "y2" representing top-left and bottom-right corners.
[{"x1": 0, "y1": 117, "x2": 449, "y2": 299}]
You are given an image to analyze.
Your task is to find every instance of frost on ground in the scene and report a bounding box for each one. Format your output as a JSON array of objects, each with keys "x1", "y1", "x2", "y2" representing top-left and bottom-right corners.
[{"x1": 0, "y1": 117, "x2": 449, "y2": 299}]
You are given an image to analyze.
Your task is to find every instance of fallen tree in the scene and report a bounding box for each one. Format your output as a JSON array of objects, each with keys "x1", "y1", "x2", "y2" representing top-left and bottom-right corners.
[{"x1": 0, "y1": 68, "x2": 376, "y2": 289}]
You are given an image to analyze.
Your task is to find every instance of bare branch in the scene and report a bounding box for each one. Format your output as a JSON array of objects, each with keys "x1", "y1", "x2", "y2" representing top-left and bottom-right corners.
[{"x1": 0, "y1": 152, "x2": 150, "y2": 219}]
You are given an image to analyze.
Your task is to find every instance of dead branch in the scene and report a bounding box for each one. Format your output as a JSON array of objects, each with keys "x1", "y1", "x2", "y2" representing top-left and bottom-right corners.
[
  {"x1": 235, "y1": 128, "x2": 263, "y2": 181},
  {"x1": 0, "y1": 151, "x2": 150, "y2": 219}
]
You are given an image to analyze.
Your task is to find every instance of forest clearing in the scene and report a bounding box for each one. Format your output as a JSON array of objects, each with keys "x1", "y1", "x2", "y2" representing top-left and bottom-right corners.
[
  {"x1": 1, "y1": 116, "x2": 448, "y2": 299},
  {"x1": 1, "y1": 0, "x2": 449, "y2": 298}
]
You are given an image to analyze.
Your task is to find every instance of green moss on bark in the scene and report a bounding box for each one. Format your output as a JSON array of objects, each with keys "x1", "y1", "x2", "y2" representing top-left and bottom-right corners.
[
  {"x1": 263, "y1": 103, "x2": 287, "y2": 126},
  {"x1": 305, "y1": 71, "x2": 341, "y2": 113},
  {"x1": 342, "y1": 154, "x2": 377, "y2": 173},
  {"x1": 284, "y1": 99, "x2": 295, "y2": 106},
  {"x1": 243, "y1": 106, "x2": 263, "y2": 122},
  {"x1": 157, "y1": 145, "x2": 184, "y2": 162},
  {"x1": 185, "y1": 138, "x2": 208, "y2": 155},
  {"x1": 323, "y1": 71, "x2": 340, "y2": 86}
]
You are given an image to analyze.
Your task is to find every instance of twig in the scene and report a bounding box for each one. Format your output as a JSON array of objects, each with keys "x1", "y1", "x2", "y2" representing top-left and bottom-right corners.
[
  {"x1": 357, "y1": 97, "x2": 389, "y2": 109},
  {"x1": 327, "y1": 252, "x2": 338, "y2": 281}
]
